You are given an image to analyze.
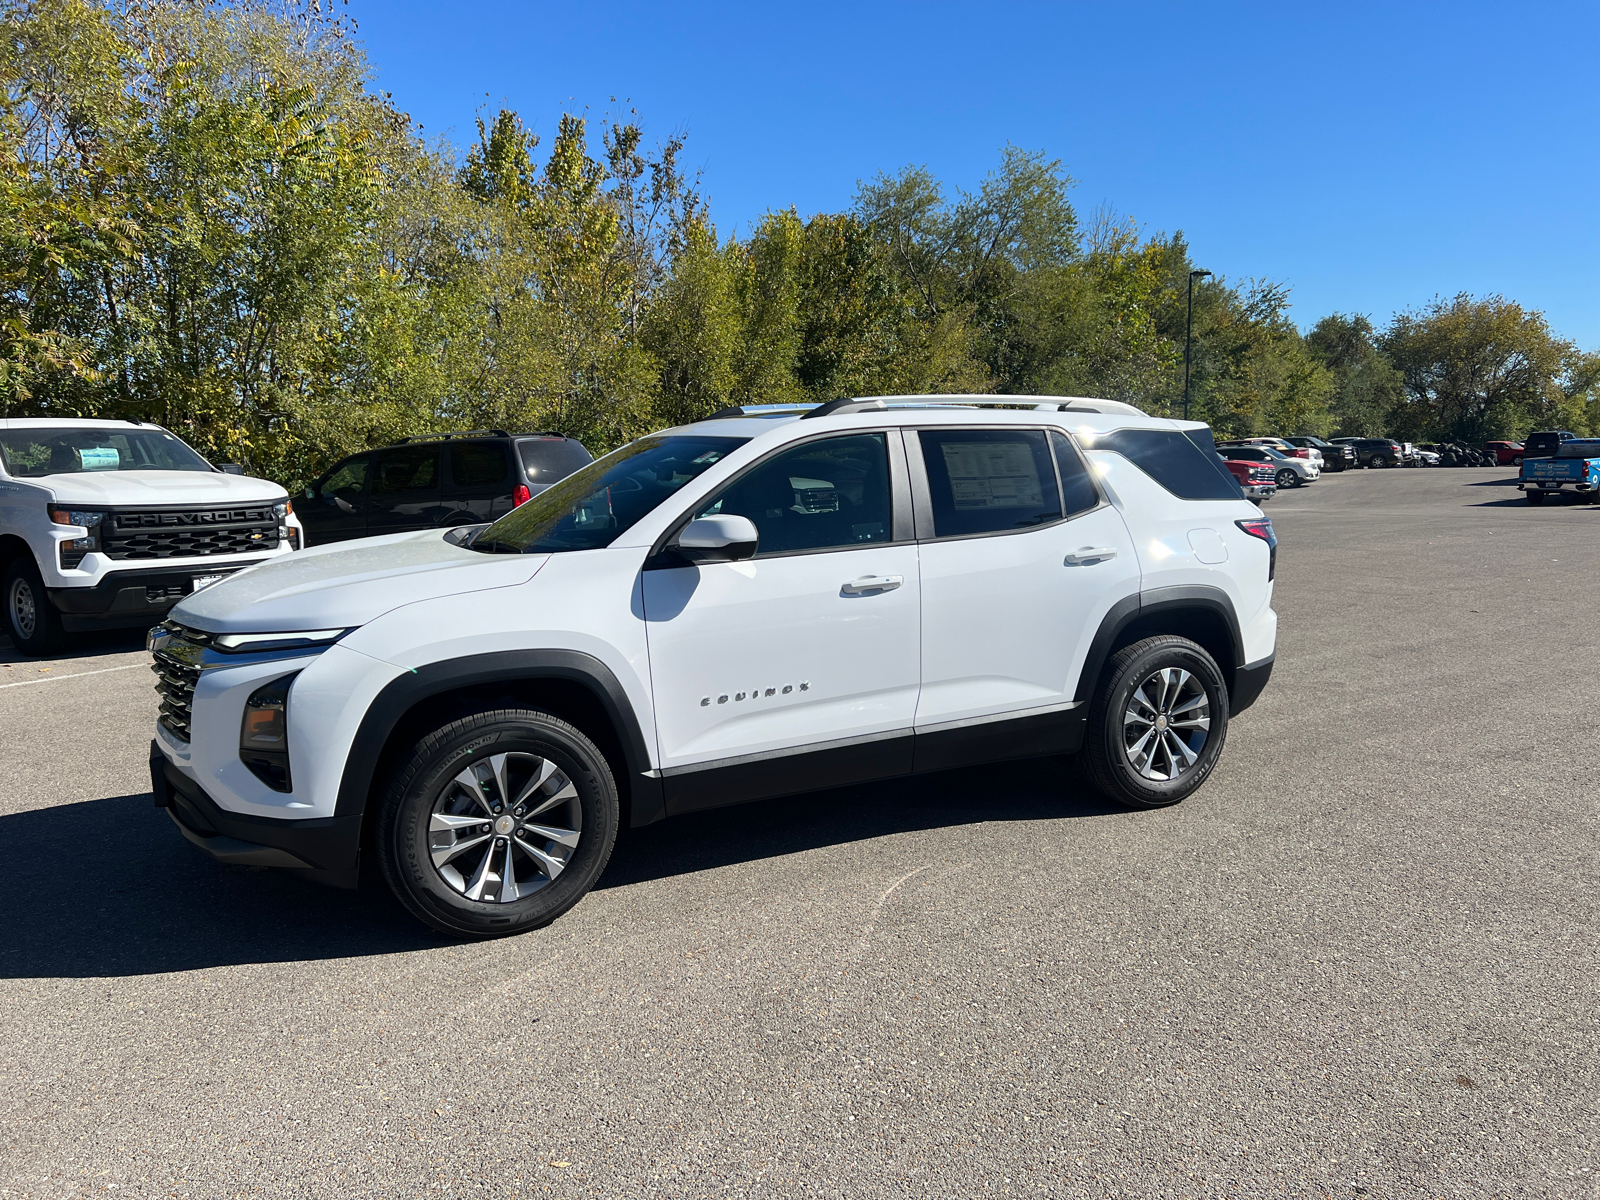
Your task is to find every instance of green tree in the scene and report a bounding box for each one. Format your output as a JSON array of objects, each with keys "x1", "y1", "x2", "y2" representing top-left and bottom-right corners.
[
  {"x1": 1304, "y1": 313, "x2": 1406, "y2": 436},
  {"x1": 1378, "y1": 294, "x2": 1596, "y2": 441}
]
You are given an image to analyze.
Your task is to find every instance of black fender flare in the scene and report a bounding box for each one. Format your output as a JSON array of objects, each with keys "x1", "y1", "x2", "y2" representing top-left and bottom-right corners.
[
  {"x1": 334, "y1": 649, "x2": 664, "y2": 832},
  {"x1": 1073, "y1": 585, "x2": 1249, "y2": 707}
]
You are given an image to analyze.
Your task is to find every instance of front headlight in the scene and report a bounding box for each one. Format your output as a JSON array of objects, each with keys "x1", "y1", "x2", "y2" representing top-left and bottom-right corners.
[
  {"x1": 50, "y1": 508, "x2": 106, "y2": 568},
  {"x1": 214, "y1": 628, "x2": 348, "y2": 653},
  {"x1": 240, "y1": 672, "x2": 299, "y2": 792}
]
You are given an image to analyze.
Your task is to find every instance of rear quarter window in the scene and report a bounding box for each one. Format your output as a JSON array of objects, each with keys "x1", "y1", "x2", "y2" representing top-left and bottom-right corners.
[{"x1": 1086, "y1": 428, "x2": 1244, "y2": 501}]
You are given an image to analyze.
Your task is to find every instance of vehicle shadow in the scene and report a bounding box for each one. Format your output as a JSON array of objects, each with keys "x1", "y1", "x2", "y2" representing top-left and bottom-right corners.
[
  {"x1": 0, "y1": 628, "x2": 148, "y2": 665},
  {"x1": 0, "y1": 759, "x2": 1115, "y2": 979}
]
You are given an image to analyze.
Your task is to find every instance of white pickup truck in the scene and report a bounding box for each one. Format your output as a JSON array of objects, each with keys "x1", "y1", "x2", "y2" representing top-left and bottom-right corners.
[{"x1": 0, "y1": 418, "x2": 303, "y2": 654}]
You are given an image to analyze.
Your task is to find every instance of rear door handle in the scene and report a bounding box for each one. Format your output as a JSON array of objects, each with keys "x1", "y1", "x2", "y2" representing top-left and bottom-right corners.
[
  {"x1": 841, "y1": 575, "x2": 903, "y2": 595},
  {"x1": 1064, "y1": 547, "x2": 1117, "y2": 565}
]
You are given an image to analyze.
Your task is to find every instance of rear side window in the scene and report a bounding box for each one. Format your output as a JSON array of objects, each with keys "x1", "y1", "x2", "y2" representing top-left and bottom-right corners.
[
  {"x1": 1049, "y1": 432, "x2": 1101, "y2": 518},
  {"x1": 518, "y1": 438, "x2": 593, "y2": 485},
  {"x1": 449, "y1": 442, "x2": 510, "y2": 488},
  {"x1": 918, "y1": 429, "x2": 1063, "y2": 538},
  {"x1": 1087, "y1": 428, "x2": 1243, "y2": 500}
]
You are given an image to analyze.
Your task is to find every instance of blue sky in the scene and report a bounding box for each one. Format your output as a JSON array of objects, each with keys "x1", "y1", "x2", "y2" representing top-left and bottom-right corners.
[{"x1": 352, "y1": 1, "x2": 1600, "y2": 346}]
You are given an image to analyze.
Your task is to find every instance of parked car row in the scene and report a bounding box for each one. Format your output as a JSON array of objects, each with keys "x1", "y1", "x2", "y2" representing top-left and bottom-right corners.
[{"x1": 0, "y1": 420, "x2": 595, "y2": 653}]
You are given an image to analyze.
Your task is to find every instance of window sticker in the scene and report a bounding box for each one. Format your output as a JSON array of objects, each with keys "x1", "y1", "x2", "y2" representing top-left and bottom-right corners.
[
  {"x1": 940, "y1": 442, "x2": 1044, "y2": 510},
  {"x1": 78, "y1": 446, "x2": 121, "y2": 471}
]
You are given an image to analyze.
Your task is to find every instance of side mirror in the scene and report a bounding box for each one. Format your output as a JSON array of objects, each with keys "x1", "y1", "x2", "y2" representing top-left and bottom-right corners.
[
  {"x1": 217, "y1": 463, "x2": 245, "y2": 475},
  {"x1": 671, "y1": 514, "x2": 758, "y2": 563}
]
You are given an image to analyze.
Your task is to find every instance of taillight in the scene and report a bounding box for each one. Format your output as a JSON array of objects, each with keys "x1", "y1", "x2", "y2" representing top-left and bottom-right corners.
[
  {"x1": 1236, "y1": 517, "x2": 1278, "y2": 580},
  {"x1": 1291, "y1": 448, "x2": 1311, "y2": 459},
  {"x1": 513, "y1": 483, "x2": 531, "y2": 506}
]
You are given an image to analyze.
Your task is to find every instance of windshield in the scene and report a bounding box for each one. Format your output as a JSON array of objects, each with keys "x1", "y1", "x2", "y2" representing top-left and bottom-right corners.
[
  {"x1": 0, "y1": 426, "x2": 212, "y2": 476},
  {"x1": 473, "y1": 434, "x2": 748, "y2": 553}
]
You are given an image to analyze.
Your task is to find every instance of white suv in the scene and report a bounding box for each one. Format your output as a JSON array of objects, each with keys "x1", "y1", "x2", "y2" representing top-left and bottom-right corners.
[
  {"x1": 0, "y1": 419, "x2": 303, "y2": 655},
  {"x1": 148, "y1": 396, "x2": 1278, "y2": 937}
]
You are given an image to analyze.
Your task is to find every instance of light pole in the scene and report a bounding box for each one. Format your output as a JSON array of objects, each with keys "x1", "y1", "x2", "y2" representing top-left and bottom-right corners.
[{"x1": 1184, "y1": 269, "x2": 1212, "y2": 421}]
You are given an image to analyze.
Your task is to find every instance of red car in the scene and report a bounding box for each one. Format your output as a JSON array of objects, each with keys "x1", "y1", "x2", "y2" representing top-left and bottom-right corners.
[
  {"x1": 1219, "y1": 455, "x2": 1276, "y2": 502},
  {"x1": 1485, "y1": 440, "x2": 1525, "y2": 466}
]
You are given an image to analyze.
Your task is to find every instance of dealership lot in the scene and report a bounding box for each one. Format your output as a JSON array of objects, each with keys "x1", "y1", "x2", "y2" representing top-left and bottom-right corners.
[{"x1": 1, "y1": 468, "x2": 1594, "y2": 1198}]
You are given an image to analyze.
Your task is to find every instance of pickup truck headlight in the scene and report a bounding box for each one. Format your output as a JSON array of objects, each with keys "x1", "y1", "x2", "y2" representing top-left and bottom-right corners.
[
  {"x1": 240, "y1": 672, "x2": 299, "y2": 792},
  {"x1": 49, "y1": 508, "x2": 106, "y2": 569},
  {"x1": 272, "y1": 500, "x2": 299, "y2": 551}
]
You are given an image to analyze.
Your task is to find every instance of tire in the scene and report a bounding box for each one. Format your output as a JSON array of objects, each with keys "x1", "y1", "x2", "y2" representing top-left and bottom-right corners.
[
  {"x1": 1081, "y1": 635, "x2": 1230, "y2": 809},
  {"x1": 1275, "y1": 469, "x2": 1297, "y2": 488},
  {"x1": 375, "y1": 706, "x2": 620, "y2": 938},
  {"x1": 1512, "y1": 456, "x2": 1522, "y2": 466},
  {"x1": 4, "y1": 556, "x2": 64, "y2": 656},
  {"x1": 1527, "y1": 490, "x2": 1546, "y2": 506},
  {"x1": 1367, "y1": 455, "x2": 1386, "y2": 469}
]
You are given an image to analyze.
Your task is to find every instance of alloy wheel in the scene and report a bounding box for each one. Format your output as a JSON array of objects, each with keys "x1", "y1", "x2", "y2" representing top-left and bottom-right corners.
[
  {"x1": 428, "y1": 752, "x2": 582, "y2": 903},
  {"x1": 1276, "y1": 469, "x2": 1296, "y2": 488},
  {"x1": 8, "y1": 577, "x2": 36, "y2": 639},
  {"x1": 1122, "y1": 667, "x2": 1212, "y2": 782}
]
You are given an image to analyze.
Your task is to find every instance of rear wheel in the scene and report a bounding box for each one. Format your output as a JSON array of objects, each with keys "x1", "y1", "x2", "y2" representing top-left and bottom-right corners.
[
  {"x1": 3, "y1": 556, "x2": 63, "y2": 656},
  {"x1": 1369, "y1": 455, "x2": 1387, "y2": 469},
  {"x1": 376, "y1": 706, "x2": 619, "y2": 938},
  {"x1": 1081, "y1": 636, "x2": 1230, "y2": 809},
  {"x1": 1527, "y1": 490, "x2": 1546, "y2": 506}
]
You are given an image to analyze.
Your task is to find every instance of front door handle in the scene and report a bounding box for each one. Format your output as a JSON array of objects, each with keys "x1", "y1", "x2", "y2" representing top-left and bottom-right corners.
[
  {"x1": 1064, "y1": 547, "x2": 1117, "y2": 565},
  {"x1": 841, "y1": 574, "x2": 903, "y2": 595}
]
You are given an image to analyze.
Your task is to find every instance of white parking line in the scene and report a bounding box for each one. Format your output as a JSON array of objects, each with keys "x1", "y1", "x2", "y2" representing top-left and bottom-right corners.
[{"x1": 0, "y1": 662, "x2": 146, "y2": 689}]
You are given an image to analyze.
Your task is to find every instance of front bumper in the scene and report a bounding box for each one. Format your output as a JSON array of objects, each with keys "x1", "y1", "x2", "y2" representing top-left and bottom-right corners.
[
  {"x1": 150, "y1": 741, "x2": 362, "y2": 889},
  {"x1": 1242, "y1": 483, "x2": 1276, "y2": 500},
  {"x1": 49, "y1": 563, "x2": 265, "y2": 631}
]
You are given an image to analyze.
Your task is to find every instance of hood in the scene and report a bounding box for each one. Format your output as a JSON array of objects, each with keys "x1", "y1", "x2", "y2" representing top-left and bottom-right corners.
[
  {"x1": 39, "y1": 470, "x2": 287, "y2": 506},
  {"x1": 173, "y1": 529, "x2": 548, "y2": 633}
]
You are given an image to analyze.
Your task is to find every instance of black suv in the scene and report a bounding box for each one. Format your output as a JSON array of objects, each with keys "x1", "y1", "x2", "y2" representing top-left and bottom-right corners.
[
  {"x1": 296, "y1": 431, "x2": 593, "y2": 546},
  {"x1": 1522, "y1": 430, "x2": 1577, "y2": 459},
  {"x1": 1331, "y1": 437, "x2": 1404, "y2": 468},
  {"x1": 1282, "y1": 435, "x2": 1355, "y2": 471}
]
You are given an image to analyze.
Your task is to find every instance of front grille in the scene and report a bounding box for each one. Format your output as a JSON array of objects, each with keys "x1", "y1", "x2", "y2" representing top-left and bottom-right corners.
[
  {"x1": 152, "y1": 650, "x2": 201, "y2": 741},
  {"x1": 105, "y1": 507, "x2": 279, "y2": 560}
]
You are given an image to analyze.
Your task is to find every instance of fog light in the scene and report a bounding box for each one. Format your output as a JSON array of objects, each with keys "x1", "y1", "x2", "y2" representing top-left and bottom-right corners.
[{"x1": 240, "y1": 673, "x2": 299, "y2": 792}]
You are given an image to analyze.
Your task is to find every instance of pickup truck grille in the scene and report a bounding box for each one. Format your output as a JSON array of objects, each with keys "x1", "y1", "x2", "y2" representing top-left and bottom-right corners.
[{"x1": 105, "y1": 507, "x2": 279, "y2": 560}]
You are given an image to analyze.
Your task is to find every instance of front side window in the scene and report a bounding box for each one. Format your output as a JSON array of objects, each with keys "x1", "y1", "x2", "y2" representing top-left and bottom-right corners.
[
  {"x1": 918, "y1": 429, "x2": 1062, "y2": 538},
  {"x1": 475, "y1": 435, "x2": 747, "y2": 554},
  {"x1": 0, "y1": 427, "x2": 212, "y2": 476},
  {"x1": 1085, "y1": 428, "x2": 1243, "y2": 500},
  {"x1": 696, "y1": 433, "x2": 892, "y2": 557},
  {"x1": 318, "y1": 456, "x2": 370, "y2": 505}
]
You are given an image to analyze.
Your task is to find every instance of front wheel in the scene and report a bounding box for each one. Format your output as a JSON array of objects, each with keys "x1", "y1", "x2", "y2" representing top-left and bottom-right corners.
[
  {"x1": 1276, "y1": 469, "x2": 1297, "y2": 488},
  {"x1": 1511, "y1": 456, "x2": 1523, "y2": 466},
  {"x1": 376, "y1": 706, "x2": 619, "y2": 938},
  {"x1": 4, "y1": 556, "x2": 63, "y2": 656},
  {"x1": 1081, "y1": 636, "x2": 1230, "y2": 809}
]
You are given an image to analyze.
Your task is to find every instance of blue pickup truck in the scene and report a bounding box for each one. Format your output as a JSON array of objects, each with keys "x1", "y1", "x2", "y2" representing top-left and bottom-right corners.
[{"x1": 1518, "y1": 438, "x2": 1600, "y2": 505}]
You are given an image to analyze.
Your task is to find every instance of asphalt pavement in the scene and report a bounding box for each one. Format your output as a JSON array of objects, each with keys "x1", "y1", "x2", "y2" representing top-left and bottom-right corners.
[{"x1": 1, "y1": 466, "x2": 1595, "y2": 1199}]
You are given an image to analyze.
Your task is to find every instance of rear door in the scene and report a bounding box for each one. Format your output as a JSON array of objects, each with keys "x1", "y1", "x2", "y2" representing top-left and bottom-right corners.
[
  {"x1": 910, "y1": 427, "x2": 1140, "y2": 770},
  {"x1": 367, "y1": 445, "x2": 445, "y2": 535},
  {"x1": 444, "y1": 440, "x2": 515, "y2": 524}
]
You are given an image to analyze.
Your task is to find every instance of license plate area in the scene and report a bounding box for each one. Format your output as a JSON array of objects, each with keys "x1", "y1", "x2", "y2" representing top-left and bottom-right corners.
[{"x1": 191, "y1": 573, "x2": 227, "y2": 592}]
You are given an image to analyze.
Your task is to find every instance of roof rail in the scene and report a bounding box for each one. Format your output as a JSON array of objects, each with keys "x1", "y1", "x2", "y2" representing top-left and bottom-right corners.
[
  {"x1": 801, "y1": 397, "x2": 888, "y2": 420},
  {"x1": 865, "y1": 394, "x2": 1148, "y2": 416},
  {"x1": 397, "y1": 430, "x2": 512, "y2": 443}
]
